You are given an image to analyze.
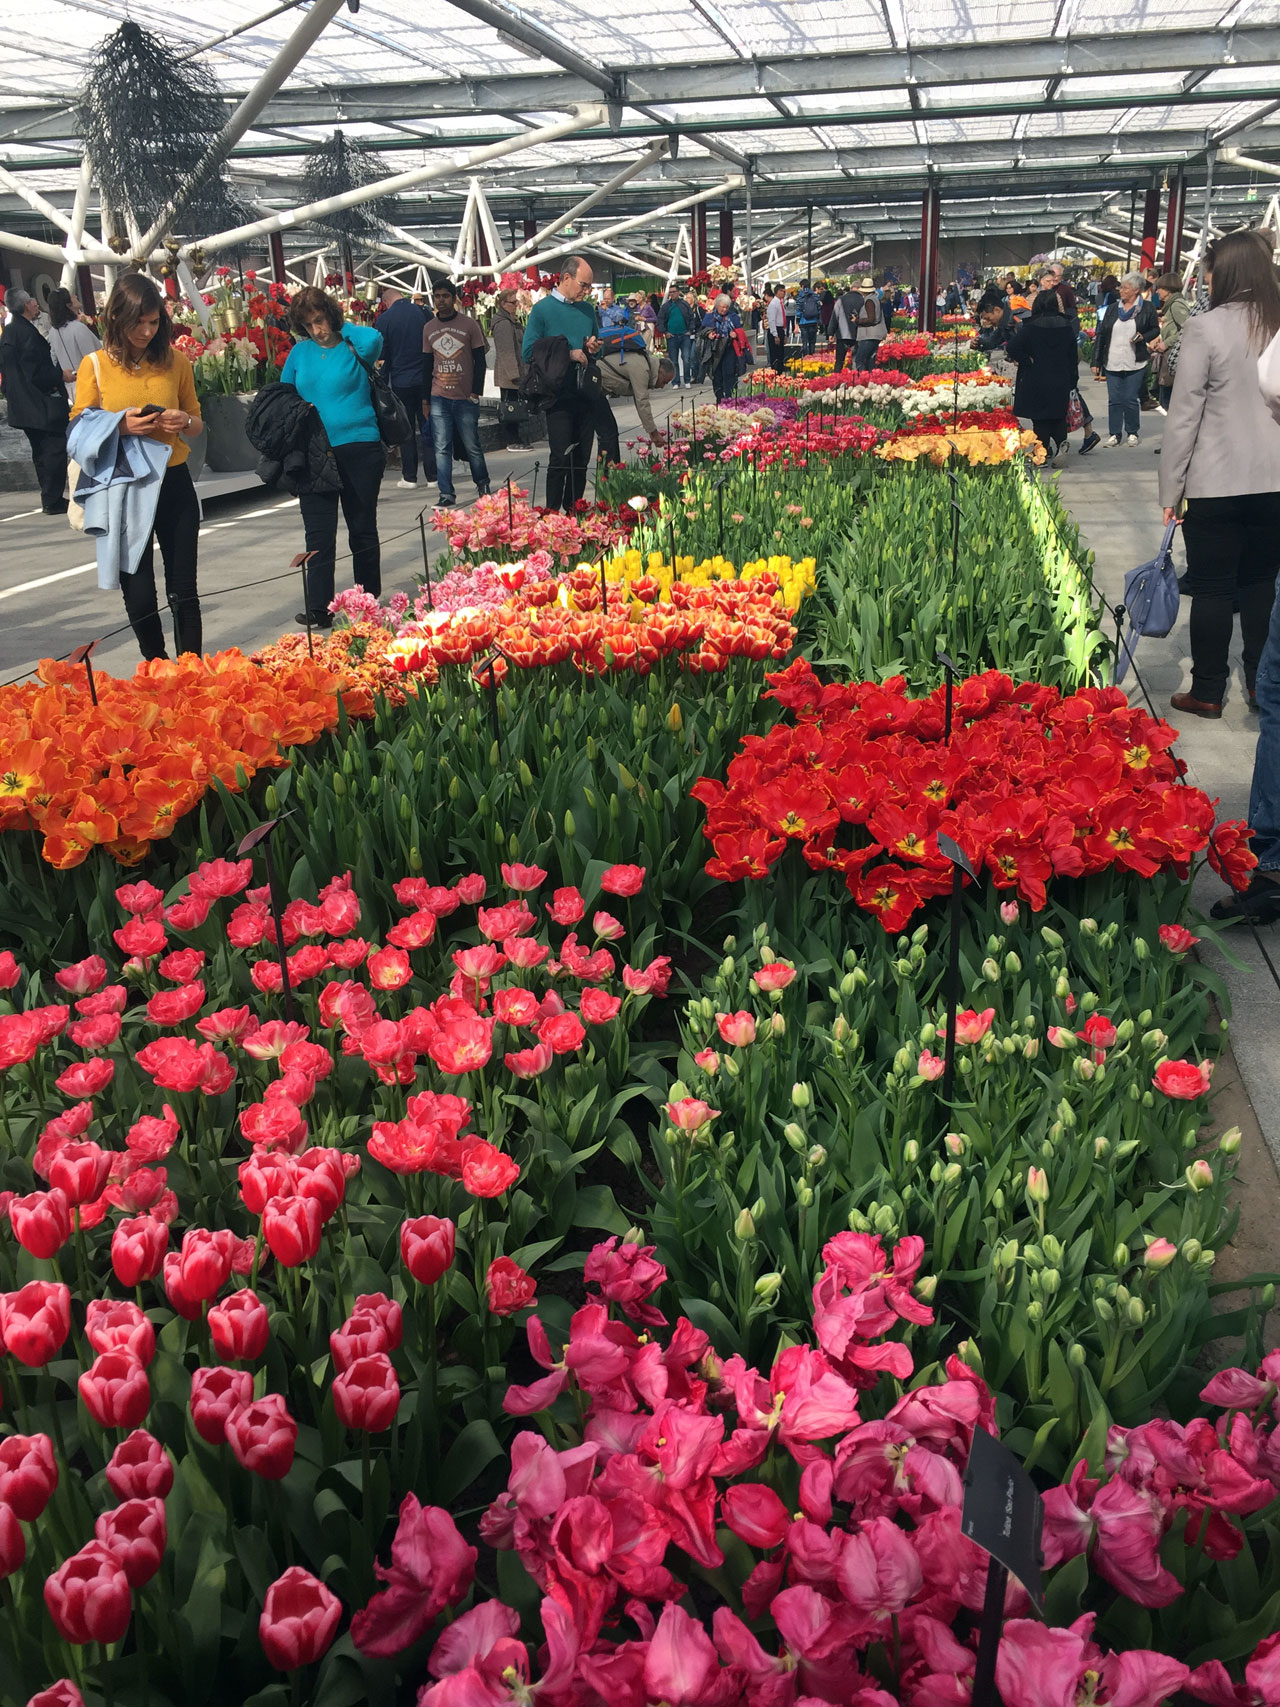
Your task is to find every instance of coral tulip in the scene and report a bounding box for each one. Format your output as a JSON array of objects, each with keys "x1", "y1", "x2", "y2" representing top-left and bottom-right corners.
[
  {"x1": 105, "y1": 1430, "x2": 174, "y2": 1502},
  {"x1": 0, "y1": 1433, "x2": 58, "y2": 1521},
  {"x1": 94, "y1": 1497, "x2": 166, "y2": 1588},
  {"x1": 79, "y1": 1351, "x2": 151, "y2": 1430},
  {"x1": 1153, "y1": 1058, "x2": 1212, "y2": 1100},
  {"x1": 44, "y1": 1542, "x2": 132, "y2": 1646},
  {"x1": 333, "y1": 1353, "x2": 401, "y2": 1433},
  {"x1": 486, "y1": 1257, "x2": 536, "y2": 1317},
  {"x1": 259, "y1": 1566, "x2": 342, "y2": 1671},
  {"x1": 600, "y1": 863, "x2": 646, "y2": 897},
  {"x1": 226, "y1": 1393, "x2": 298, "y2": 1481}
]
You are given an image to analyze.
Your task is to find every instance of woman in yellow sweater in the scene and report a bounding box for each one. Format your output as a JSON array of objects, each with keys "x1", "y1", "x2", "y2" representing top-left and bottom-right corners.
[{"x1": 71, "y1": 274, "x2": 204, "y2": 659}]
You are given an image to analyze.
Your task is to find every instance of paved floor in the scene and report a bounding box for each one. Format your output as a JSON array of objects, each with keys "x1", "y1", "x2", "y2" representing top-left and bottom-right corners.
[{"x1": 1048, "y1": 378, "x2": 1280, "y2": 1163}]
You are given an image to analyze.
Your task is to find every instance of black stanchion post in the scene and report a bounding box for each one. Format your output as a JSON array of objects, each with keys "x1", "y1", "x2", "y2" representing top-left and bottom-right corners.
[
  {"x1": 961, "y1": 1428, "x2": 1045, "y2": 1707},
  {"x1": 952, "y1": 321, "x2": 960, "y2": 429},
  {"x1": 949, "y1": 462, "x2": 961, "y2": 585},
  {"x1": 417, "y1": 506, "x2": 434, "y2": 610},
  {"x1": 936, "y1": 831, "x2": 979, "y2": 1109},
  {"x1": 290, "y1": 552, "x2": 317, "y2": 657},
  {"x1": 476, "y1": 650, "x2": 505, "y2": 750},
  {"x1": 531, "y1": 460, "x2": 541, "y2": 509},
  {"x1": 970, "y1": 1560, "x2": 1009, "y2": 1707},
  {"x1": 238, "y1": 818, "x2": 296, "y2": 1023},
  {"x1": 506, "y1": 474, "x2": 514, "y2": 531},
  {"x1": 68, "y1": 640, "x2": 99, "y2": 707},
  {"x1": 713, "y1": 473, "x2": 729, "y2": 557},
  {"x1": 938, "y1": 647, "x2": 959, "y2": 741}
]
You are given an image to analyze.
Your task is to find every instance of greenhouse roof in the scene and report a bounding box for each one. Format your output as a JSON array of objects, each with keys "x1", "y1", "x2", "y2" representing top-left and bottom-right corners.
[{"x1": 2, "y1": 0, "x2": 1279, "y2": 251}]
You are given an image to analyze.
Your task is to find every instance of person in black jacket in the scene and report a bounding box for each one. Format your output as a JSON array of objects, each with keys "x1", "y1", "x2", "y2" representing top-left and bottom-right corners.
[
  {"x1": 1006, "y1": 290, "x2": 1079, "y2": 463},
  {"x1": 375, "y1": 286, "x2": 435, "y2": 488},
  {"x1": 0, "y1": 289, "x2": 70, "y2": 513},
  {"x1": 1092, "y1": 273, "x2": 1160, "y2": 446},
  {"x1": 245, "y1": 381, "x2": 342, "y2": 499}
]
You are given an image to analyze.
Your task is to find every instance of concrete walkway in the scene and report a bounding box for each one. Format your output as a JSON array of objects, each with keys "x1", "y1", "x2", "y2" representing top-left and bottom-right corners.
[{"x1": 1048, "y1": 381, "x2": 1280, "y2": 1163}]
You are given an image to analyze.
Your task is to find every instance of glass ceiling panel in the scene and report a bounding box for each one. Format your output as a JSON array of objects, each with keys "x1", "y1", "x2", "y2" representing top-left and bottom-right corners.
[
  {"x1": 714, "y1": 0, "x2": 891, "y2": 56},
  {"x1": 1067, "y1": 0, "x2": 1231, "y2": 28},
  {"x1": 919, "y1": 80, "x2": 1051, "y2": 107},
  {"x1": 905, "y1": 0, "x2": 1057, "y2": 44}
]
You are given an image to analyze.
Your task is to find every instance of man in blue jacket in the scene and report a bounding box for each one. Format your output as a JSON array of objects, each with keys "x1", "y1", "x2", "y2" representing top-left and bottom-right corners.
[
  {"x1": 795, "y1": 281, "x2": 822, "y2": 357},
  {"x1": 375, "y1": 286, "x2": 435, "y2": 487},
  {"x1": 522, "y1": 256, "x2": 603, "y2": 513}
]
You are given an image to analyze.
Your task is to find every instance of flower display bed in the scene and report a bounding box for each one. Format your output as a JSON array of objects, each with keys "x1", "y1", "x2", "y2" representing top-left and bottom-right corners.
[{"x1": 0, "y1": 392, "x2": 1277, "y2": 1707}]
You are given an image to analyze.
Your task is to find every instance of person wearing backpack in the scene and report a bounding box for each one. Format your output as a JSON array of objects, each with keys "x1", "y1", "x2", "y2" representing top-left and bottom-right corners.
[
  {"x1": 854, "y1": 277, "x2": 888, "y2": 372},
  {"x1": 521, "y1": 256, "x2": 603, "y2": 512},
  {"x1": 795, "y1": 281, "x2": 821, "y2": 357},
  {"x1": 658, "y1": 286, "x2": 693, "y2": 387}
]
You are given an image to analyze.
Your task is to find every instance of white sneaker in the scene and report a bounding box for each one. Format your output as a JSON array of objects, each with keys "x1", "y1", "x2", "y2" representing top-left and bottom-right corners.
[
  {"x1": 1154, "y1": 404, "x2": 1167, "y2": 416},
  {"x1": 1126, "y1": 434, "x2": 1140, "y2": 446},
  {"x1": 1103, "y1": 434, "x2": 1121, "y2": 447},
  {"x1": 396, "y1": 478, "x2": 417, "y2": 489}
]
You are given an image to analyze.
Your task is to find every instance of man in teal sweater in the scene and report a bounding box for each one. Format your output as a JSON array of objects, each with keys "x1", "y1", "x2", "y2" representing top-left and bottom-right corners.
[{"x1": 521, "y1": 257, "x2": 603, "y2": 512}]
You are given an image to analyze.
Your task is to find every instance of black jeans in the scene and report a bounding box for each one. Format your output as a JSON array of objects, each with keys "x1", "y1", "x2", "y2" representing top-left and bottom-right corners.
[
  {"x1": 1181, "y1": 491, "x2": 1280, "y2": 704},
  {"x1": 544, "y1": 394, "x2": 595, "y2": 512},
  {"x1": 833, "y1": 337, "x2": 852, "y2": 373},
  {"x1": 711, "y1": 348, "x2": 737, "y2": 402},
  {"x1": 297, "y1": 439, "x2": 385, "y2": 619},
  {"x1": 390, "y1": 383, "x2": 435, "y2": 483},
  {"x1": 25, "y1": 427, "x2": 68, "y2": 512},
  {"x1": 121, "y1": 462, "x2": 201, "y2": 660},
  {"x1": 767, "y1": 332, "x2": 788, "y2": 374},
  {"x1": 1031, "y1": 417, "x2": 1068, "y2": 456},
  {"x1": 591, "y1": 389, "x2": 621, "y2": 468},
  {"x1": 855, "y1": 338, "x2": 881, "y2": 372},
  {"x1": 799, "y1": 323, "x2": 818, "y2": 356}
]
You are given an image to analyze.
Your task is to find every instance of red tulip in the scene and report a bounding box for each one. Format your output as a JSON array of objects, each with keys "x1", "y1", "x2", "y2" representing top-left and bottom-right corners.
[
  {"x1": 259, "y1": 1566, "x2": 342, "y2": 1671},
  {"x1": 0, "y1": 1280, "x2": 71, "y2": 1367},
  {"x1": 48, "y1": 1141, "x2": 112, "y2": 1207},
  {"x1": 44, "y1": 1541, "x2": 131, "y2": 1645},
  {"x1": 332, "y1": 1353, "x2": 400, "y2": 1433},
  {"x1": 600, "y1": 863, "x2": 646, "y2": 897},
  {"x1": 105, "y1": 1430, "x2": 174, "y2": 1502},
  {"x1": 0, "y1": 1501, "x2": 25, "y2": 1577},
  {"x1": 0, "y1": 1433, "x2": 57, "y2": 1521},
  {"x1": 53, "y1": 1058, "x2": 116, "y2": 1099},
  {"x1": 330, "y1": 1310, "x2": 390, "y2": 1373},
  {"x1": 460, "y1": 1142, "x2": 520, "y2": 1199},
  {"x1": 85, "y1": 1300, "x2": 155, "y2": 1367},
  {"x1": 226, "y1": 1393, "x2": 297, "y2": 1481},
  {"x1": 79, "y1": 1351, "x2": 151, "y2": 1430},
  {"x1": 8, "y1": 1187, "x2": 72, "y2": 1259},
  {"x1": 177, "y1": 1227, "x2": 233, "y2": 1303},
  {"x1": 111, "y1": 1215, "x2": 169, "y2": 1287},
  {"x1": 189, "y1": 1366, "x2": 254, "y2": 1446},
  {"x1": 1154, "y1": 1058, "x2": 1212, "y2": 1100},
  {"x1": 485, "y1": 1256, "x2": 536, "y2": 1317},
  {"x1": 94, "y1": 1496, "x2": 166, "y2": 1588},
  {"x1": 161, "y1": 1254, "x2": 202, "y2": 1322},
  {"x1": 400, "y1": 1215, "x2": 455, "y2": 1286},
  {"x1": 720, "y1": 1482, "x2": 791, "y2": 1549},
  {"x1": 0, "y1": 950, "x2": 20, "y2": 989},
  {"x1": 208, "y1": 1289, "x2": 270, "y2": 1363},
  {"x1": 262, "y1": 1195, "x2": 323, "y2": 1267}
]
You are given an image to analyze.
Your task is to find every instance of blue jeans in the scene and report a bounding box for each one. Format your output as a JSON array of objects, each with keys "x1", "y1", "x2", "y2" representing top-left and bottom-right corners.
[
  {"x1": 430, "y1": 396, "x2": 489, "y2": 500},
  {"x1": 1253, "y1": 579, "x2": 1280, "y2": 870},
  {"x1": 666, "y1": 333, "x2": 693, "y2": 384},
  {"x1": 1105, "y1": 368, "x2": 1145, "y2": 439},
  {"x1": 799, "y1": 322, "x2": 818, "y2": 356}
]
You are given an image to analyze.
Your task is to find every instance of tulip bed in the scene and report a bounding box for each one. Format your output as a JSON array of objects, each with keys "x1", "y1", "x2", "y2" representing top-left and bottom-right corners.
[{"x1": 1, "y1": 426, "x2": 1278, "y2": 1707}]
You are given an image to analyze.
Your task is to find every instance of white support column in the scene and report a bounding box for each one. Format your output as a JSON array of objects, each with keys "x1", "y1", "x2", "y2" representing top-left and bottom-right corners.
[
  {"x1": 176, "y1": 259, "x2": 213, "y2": 330},
  {"x1": 0, "y1": 228, "x2": 81, "y2": 264},
  {"x1": 452, "y1": 181, "x2": 478, "y2": 275},
  {"x1": 131, "y1": 0, "x2": 349, "y2": 259},
  {"x1": 0, "y1": 164, "x2": 79, "y2": 239},
  {"x1": 664, "y1": 225, "x2": 690, "y2": 291},
  {"x1": 494, "y1": 140, "x2": 670, "y2": 274},
  {"x1": 387, "y1": 223, "x2": 457, "y2": 270},
  {"x1": 471, "y1": 178, "x2": 504, "y2": 277},
  {"x1": 60, "y1": 154, "x2": 95, "y2": 288},
  {"x1": 182, "y1": 105, "x2": 608, "y2": 260},
  {"x1": 522, "y1": 175, "x2": 745, "y2": 271}
]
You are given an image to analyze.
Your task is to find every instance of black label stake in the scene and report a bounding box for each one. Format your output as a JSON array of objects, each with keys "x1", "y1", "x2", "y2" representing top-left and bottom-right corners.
[
  {"x1": 962, "y1": 1428, "x2": 1046, "y2": 1707},
  {"x1": 936, "y1": 830, "x2": 978, "y2": 1108},
  {"x1": 290, "y1": 552, "x2": 317, "y2": 656},
  {"x1": 69, "y1": 640, "x2": 99, "y2": 707},
  {"x1": 238, "y1": 817, "x2": 296, "y2": 1023}
]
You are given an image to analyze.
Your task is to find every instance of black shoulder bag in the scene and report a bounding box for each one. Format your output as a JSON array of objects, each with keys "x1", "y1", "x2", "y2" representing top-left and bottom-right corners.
[{"x1": 346, "y1": 335, "x2": 412, "y2": 446}]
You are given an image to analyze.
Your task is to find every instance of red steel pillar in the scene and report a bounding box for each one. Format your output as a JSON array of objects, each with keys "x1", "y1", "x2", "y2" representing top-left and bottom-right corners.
[
  {"x1": 718, "y1": 208, "x2": 733, "y2": 266},
  {"x1": 1162, "y1": 171, "x2": 1186, "y2": 275},
  {"x1": 75, "y1": 264, "x2": 96, "y2": 317},
  {"x1": 918, "y1": 180, "x2": 941, "y2": 333},
  {"x1": 268, "y1": 232, "x2": 287, "y2": 285},
  {"x1": 695, "y1": 205, "x2": 708, "y2": 273}
]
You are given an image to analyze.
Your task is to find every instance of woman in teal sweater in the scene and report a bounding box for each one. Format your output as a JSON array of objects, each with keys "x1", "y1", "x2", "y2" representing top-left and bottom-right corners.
[
  {"x1": 520, "y1": 261, "x2": 603, "y2": 513},
  {"x1": 281, "y1": 287, "x2": 385, "y2": 629}
]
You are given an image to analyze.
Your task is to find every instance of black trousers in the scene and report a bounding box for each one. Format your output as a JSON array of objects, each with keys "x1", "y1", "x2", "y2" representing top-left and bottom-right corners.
[
  {"x1": 767, "y1": 332, "x2": 788, "y2": 374},
  {"x1": 799, "y1": 323, "x2": 818, "y2": 356},
  {"x1": 591, "y1": 389, "x2": 621, "y2": 468},
  {"x1": 833, "y1": 336, "x2": 852, "y2": 373},
  {"x1": 25, "y1": 427, "x2": 68, "y2": 512},
  {"x1": 390, "y1": 383, "x2": 436, "y2": 483},
  {"x1": 544, "y1": 395, "x2": 595, "y2": 513},
  {"x1": 711, "y1": 348, "x2": 737, "y2": 402},
  {"x1": 297, "y1": 439, "x2": 385, "y2": 619},
  {"x1": 1182, "y1": 491, "x2": 1280, "y2": 703},
  {"x1": 1031, "y1": 417, "x2": 1069, "y2": 456},
  {"x1": 120, "y1": 461, "x2": 201, "y2": 660}
]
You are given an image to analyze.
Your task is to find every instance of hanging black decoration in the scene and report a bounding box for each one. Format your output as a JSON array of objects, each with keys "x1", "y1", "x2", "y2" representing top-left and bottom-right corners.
[
  {"x1": 298, "y1": 130, "x2": 398, "y2": 243},
  {"x1": 77, "y1": 21, "x2": 249, "y2": 239}
]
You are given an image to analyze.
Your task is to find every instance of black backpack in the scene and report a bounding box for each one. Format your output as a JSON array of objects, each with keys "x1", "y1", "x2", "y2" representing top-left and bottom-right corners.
[{"x1": 520, "y1": 335, "x2": 572, "y2": 406}]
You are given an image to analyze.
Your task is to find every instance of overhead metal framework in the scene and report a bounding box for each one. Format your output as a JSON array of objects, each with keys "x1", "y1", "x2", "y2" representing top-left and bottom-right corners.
[{"x1": 2, "y1": 0, "x2": 1280, "y2": 277}]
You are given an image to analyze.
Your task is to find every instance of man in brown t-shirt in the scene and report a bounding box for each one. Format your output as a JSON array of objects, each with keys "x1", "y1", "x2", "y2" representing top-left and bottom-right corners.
[{"x1": 423, "y1": 281, "x2": 491, "y2": 506}]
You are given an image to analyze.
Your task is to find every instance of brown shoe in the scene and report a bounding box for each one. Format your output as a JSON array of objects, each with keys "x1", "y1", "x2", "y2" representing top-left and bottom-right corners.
[{"x1": 1170, "y1": 691, "x2": 1223, "y2": 720}]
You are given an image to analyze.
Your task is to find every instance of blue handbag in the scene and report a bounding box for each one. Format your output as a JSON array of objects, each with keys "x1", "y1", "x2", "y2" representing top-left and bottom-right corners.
[{"x1": 1115, "y1": 520, "x2": 1180, "y2": 683}]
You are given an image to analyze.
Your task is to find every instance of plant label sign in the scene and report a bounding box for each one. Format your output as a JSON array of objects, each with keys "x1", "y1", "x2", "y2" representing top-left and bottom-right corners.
[{"x1": 961, "y1": 1427, "x2": 1045, "y2": 1611}]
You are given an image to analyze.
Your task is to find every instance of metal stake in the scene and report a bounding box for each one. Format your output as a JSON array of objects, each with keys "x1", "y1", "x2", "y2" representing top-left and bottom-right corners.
[
  {"x1": 290, "y1": 551, "x2": 317, "y2": 657},
  {"x1": 417, "y1": 507, "x2": 434, "y2": 609},
  {"x1": 69, "y1": 640, "x2": 99, "y2": 707}
]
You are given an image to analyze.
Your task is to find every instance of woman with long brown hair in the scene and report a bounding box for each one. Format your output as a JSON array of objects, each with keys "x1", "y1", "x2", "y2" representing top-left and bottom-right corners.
[
  {"x1": 70, "y1": 272, "x2": 204, "y2": 660},
  {"x1": 1160, "y1": 228, "x2": 1280, "y2": 718}
]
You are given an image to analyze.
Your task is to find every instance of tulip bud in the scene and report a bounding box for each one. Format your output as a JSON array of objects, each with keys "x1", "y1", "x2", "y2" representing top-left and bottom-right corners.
[
  {"x1": 895, "y1": 958, "x2": 914, "y2": 978},
  {"x1": 1113, "y1": 1242, "x2": 1130, "y2": 1268},
  {"x1": 754, "y1": 1272, "x2": 782, "y2": 1304},
  {"x1": 1185, "y1": 1159, "x2": 1214, "y2": 1192},
  {"x1": 1127, "y1": 1297, "x2": 1146, "y2": 1327},
  {"x1": 770, "y1": 1012, "x2": 785, "y2": 1037},
  {"x1": 1134, "y1": 937, "x2": 1150, "y2": 961},
  {"x1": 920, "y1": 1022, "x2": 937, "y2": 1044},
  {"x1": 903, "y1": 1139, "x2": 920, "y2": 1165},
  {"x1": 1042, "y1": 1234, "x2": 1063, "y2": 1264},
  {"x1": 796, "y1": 1182, "x2": 814, "y2": 1208},
  {"x1": 1005, "y1": 951, "x2": 1022, "y2": 975},
  {"x1": 1039, "y1": 1268, "x2": 1060, "y2": 1297},
  {"x1": 841, "y1": 970, "x2": 859, "y2": 996},
  {"x1": 981, "y1": 958, "x2": 1000, "y2": 982},
  {"x1": 991, "y1": 1188, "x2": 1005, "y2": 1210},
  {"x1": 942, "y1": 1162, "x2": 962, "y2": 1186},
  {"x1": 1095, "y1": 1297, "x2": 1115, "y2": 1324},
  {"x1": 807, "y1": 1145, "x2": 827, "y2": 1168},
  {"x1": 1115, "y1": 1019, "x2": 1135, "y2": 1043},
  {"x1": 1198, "y1": 1248, "x2": 1218, "y2": 1271},
  {"x1": 1055, "y1": 973, "x2": 1071, "y2": 998},
  {"x1": 564, "y1": 810, "x2": 576, "y2": 837},
  {"x1": 1144, "y1": 1238, "x2": 1177, "y2": 1270},
  {"x1": 1078, "y1": 991, "x2": 1098, "y2": 1012},
  {"x1": 1114, "y1": 1284, "x2": 1131, "y2": 1309},
  {"x1": 1181, "y1": 1238, "x2": 1202, "y2": 1263},
  {"x1": 873, "y1": 1205, "x2": 898, "y2": 1235},
  {"x1": 929, "y1": 1160, "x2": 944, "y2": 1185},
  {"x1": 1040, "y1": 926, "x2": 1064, "y2": 949},
  {"x1": 847, "y1": 1208, "x2": 872, "y2": 1233},
  {"x1": 791, "y1": 1082, "x2": 811, "y2": 1109},
  {"x1": 1075, "y1": 1057, "x2": 1096, "y2": 1082},
  {"x1": 734, "y1": 1209, "x2": 756, "y2": 1241},
  {"x1": 1218, "y1": 1126, "x2": 1242, "y2": 1155},
  {"x1": 1023, "y1": 1243, "x2": 1043, "y2": 1269},
  {"x1": 784, "y1": 1122, "x2": 806, "y2": 1151},
  {"x1": 832, "y1": 1015, "x2": 850, "y2": 1043},
  {"x1": 1026, "y1": 1300, "x2": 1043, "y2": 1323},
  {"x1": 945, "y1": 1132, "x2": 966, "y2": 1156},
  {"x1": 1026, "y1": 1166, "x2": 1049, "y2": 1204}
]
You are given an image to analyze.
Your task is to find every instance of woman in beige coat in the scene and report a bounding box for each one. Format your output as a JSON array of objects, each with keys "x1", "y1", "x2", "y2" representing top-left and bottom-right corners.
[{"x1": 491, "y1": 288, "x2": 526, "y2": 442}]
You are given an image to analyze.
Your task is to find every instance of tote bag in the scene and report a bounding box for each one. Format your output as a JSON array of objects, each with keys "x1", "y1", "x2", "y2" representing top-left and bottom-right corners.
[
  {"x1": 1115, "y1": 520, "x2": 1180, "y2": 683},
  {"x1": 346, "y1": 338, "x2": 412, "y2": 446}
]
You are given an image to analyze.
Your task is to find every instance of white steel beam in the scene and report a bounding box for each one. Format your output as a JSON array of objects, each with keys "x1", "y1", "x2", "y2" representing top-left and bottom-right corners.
[
  {"x1": 521, "y1": 175, "x2": 745, "y2": 270},
  {"x1": 182, "y1": 104, "x2": 607, "y2": 259},
  {"x1": 59, "y1": 153, "x2": 95, "y2": 288},
  {"x1": 496, "y1": 139, "x2": 669, "y2": 272}
]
